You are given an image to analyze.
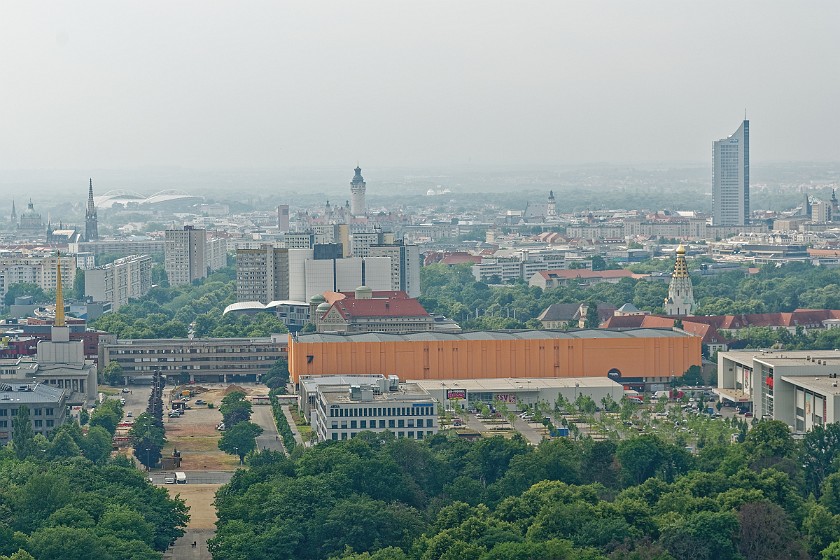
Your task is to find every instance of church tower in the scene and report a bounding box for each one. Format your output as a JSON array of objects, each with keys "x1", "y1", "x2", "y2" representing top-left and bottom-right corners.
[
  {"x1": 350, "y1": 166, "x2": 366, "y2": 217},
  {"x1": 85, "y1": 178, "x2": 99, "y2": 241},
  {"x1": 10, "y1": 200, "x2": 16, "y2": 222},
  {"x1": 547, "y1": 190, "x2": 557, "y2": 218},
  {"x1": 664, "y1": 244, "x2": 695, "y2": 316}
]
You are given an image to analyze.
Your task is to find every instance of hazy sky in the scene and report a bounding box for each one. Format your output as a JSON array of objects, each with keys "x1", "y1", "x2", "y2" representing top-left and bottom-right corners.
[{"x1": 1, "y1": 2, "x2": 838, "y2": 170}]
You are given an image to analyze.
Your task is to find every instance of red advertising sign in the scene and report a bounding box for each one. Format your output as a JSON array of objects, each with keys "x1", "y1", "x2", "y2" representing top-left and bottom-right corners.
[{"x1": 446, "y1": 389, "x2": 467, "y2": 400}]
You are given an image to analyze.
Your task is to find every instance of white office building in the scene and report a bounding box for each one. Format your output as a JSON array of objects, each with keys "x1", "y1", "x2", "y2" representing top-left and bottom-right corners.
[
  {"x1": 712, "y1": 119, "x2": 750, "y2": 226},
  {"x1": 311, "y1": 376, "x2": 438, "y2": 442}
]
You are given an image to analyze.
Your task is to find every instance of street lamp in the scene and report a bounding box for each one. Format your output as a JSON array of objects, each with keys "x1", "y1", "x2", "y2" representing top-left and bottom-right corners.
[
  {"x1": 145, "y1": 447, "x2": 151, "y2": 472},
  {"x1": 234, "y1": 446, "x2": 240, "y2": 465}
]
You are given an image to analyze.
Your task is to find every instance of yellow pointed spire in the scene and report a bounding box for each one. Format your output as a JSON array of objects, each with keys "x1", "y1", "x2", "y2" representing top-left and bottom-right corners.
[{"x1": 55, "y1": 251, "x2": 65, "y2": 327}]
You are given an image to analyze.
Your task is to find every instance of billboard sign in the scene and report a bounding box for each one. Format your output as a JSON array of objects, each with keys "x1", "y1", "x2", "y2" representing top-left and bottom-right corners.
[{"x1": 446, "y1": 389, "x2": 466, "y2": 400}]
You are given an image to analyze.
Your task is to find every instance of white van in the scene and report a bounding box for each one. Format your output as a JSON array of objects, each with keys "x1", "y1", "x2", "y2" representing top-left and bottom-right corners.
[{"x1": 175, "y1": 472, "x2": 187, "y2": 484}]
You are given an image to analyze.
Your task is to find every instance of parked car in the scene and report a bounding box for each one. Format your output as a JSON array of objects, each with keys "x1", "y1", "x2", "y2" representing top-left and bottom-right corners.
[
  {"x1": 168, "y1": 411, "x2": 181, "y2": 418},
  {"x1": 744, "y1": 412, "x2": 754, "y2": 418},
  {"x1": 126, "y1": 411, "x2": 133, "y2": 418},
  {"x1": 121, "y1": 388, "x2": 130, "y2": 394},
  {"x1": 164, "y1": 476, "x2": 175, "y2": 484},
  {"x1": 195, "y1": 399, "x2": 205, "y2": 405}
]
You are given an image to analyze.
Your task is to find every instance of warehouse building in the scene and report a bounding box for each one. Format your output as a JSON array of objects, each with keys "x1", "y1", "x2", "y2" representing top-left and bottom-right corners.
[
  {"x1": 415, "y1": 377, "x2": 625, "y2": 411},
  {"x1": 288, "y1": 329, "x2": 701, "y2": 390}
]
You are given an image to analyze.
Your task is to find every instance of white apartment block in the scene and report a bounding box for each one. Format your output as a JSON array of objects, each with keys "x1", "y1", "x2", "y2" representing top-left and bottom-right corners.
[
  {"x1": 351, "y1": 231, "x2": 396, "y2": 258},
  {"x1": 472, "y1": 250, "x2": 591, "y2": 284},
  {"x1": 84, "y1": 255, "x2": 153, "y2": 311},
  {"x1": 284, "y1": 232, "x2": 315, "y2": 249},
  {"x1": 207, "y1": 237, "x2": 228, "y2": 272},
  {"x1": 0, "y1": 255, "x2": 77, "y2": 300},
  {"x1": 236, "y1": 245, "x2": 289, "y2": 303},
  {"x1": 165, "y1": 227, "x2": 227, "y2": 286},
  {"x1": 70, "y1": 239, "x2": 165, "y2": 258}
]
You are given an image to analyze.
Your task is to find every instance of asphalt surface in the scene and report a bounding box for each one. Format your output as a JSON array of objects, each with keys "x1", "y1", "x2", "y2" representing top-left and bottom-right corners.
[
  {"x1": 148, "y1": 471, "x2": 234, "y2": 485},
  {"x1": 509, "y1": 415, "x2": 546, "y2": 445},
  {"x1": 251, "y1": 404, "x2": 286, "y2": 454},
  {"x1": 114, "y1": 384, "x2": 152, "y2": 417}
]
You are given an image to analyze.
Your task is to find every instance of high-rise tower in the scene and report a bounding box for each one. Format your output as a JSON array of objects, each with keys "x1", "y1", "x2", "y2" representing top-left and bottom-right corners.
[
  {"x1": 10, "y1": 200, "x2": 16, "y2": 222},
  {"x1": 712, "y1": 119, "x2": 750, "y2": 226},
  {"x1": 547, "y1": 190, "x2": 557, "y2": 218},
  {"x1": 664, "y1": 244, "x2": 695, "y2": 316},
  {"x1": 350, "y1": 166, "x2": 366, "y2": 217},
  {"x1": 85, "y1": 178, "x2": 99, "y2": 241}
]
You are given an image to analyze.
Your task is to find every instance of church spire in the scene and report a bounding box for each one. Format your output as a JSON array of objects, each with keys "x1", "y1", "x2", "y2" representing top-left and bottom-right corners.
[
  {"x1": 85, "y1": 178, "x2": 99, "y2": 241},
  {"x1": 10, "y1": 200, "x2": 15, "y2": 221}
]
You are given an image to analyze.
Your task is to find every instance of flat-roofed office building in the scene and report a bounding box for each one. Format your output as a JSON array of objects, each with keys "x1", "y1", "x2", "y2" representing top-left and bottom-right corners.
[
  {"x1": 99, "y1": 335, "x2": 288, "y2": 384},
  {"x1": 310, "y1": 376, "x2": 438, "y2": 442}
]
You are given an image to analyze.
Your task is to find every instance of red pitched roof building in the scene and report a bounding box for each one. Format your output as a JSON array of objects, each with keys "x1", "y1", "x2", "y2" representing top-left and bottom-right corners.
[{"x1": 313, "y1": 288, "x2": 457, "y2": 334}]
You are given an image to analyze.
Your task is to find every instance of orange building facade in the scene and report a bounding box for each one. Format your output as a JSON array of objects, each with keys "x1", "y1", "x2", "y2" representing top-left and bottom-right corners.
[{"x1": 288, "y1": 329, "x2": 701, "y2": 384}]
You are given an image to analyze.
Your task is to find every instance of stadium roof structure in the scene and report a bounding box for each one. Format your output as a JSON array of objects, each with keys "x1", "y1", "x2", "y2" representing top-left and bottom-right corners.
[{"x1": 94, "y1": 189, "x2": 202, "y2": 209}]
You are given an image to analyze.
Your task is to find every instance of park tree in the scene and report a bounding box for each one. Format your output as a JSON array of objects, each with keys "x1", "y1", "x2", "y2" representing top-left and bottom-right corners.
[
  {"x1": 89, "y1": 399, "x2": 123, "y2": 435},
  {"x1": 12, "y1": 405, "x2": 36, "y2": 460},
  {"x1": 737, "y1": 501, "x2": 807, "y2": 560},
  {"x1": 218, "y1": 421, "x2": 263, "y2": 464},
  {"x1": 616, "y1": 436, "x2": 664, "y2": 486},
  {"x1": 802, "y1": 422, "x2": 840, "y2": 497},
  {"x1": 742, "y1": 420, "x2": 796, "y2": 469},
  {"x1": 219, "y1": 391, "x2": 253, "y2": 428},
  {"x1": 129, "y1": 413, "x2": 166, "y2": 470},
  {"x1": 101, "y1": 362, "x2": 124, "y2": 386}
]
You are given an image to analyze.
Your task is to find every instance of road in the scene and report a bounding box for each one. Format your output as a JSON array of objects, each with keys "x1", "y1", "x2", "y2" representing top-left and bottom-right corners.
[
  {"x1": 251, "y1": 405, "x2": 286, "y2": 454},
  {"x1": 111, "y1": 384, "x2": 151, "y2": 417},
  {"x1": 148, "y1": 471, "x2": 234, "y2": 485}
]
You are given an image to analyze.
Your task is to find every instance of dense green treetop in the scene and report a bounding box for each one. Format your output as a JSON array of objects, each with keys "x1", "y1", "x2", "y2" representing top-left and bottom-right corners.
[
  {"x1": 209, "y1": 420, "x2": 840, "y2": 560},
  {"x1": 90, "y1": 267, "x2": 288, "y2": 339},
  {"x1": 0, "y1": 421, "x2": 188, "y2": 560}
]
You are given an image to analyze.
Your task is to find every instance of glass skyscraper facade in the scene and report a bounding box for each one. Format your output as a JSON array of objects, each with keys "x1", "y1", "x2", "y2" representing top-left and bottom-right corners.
[{"x1": 712, "y1": 120, "x2": 750, "y2": 226}]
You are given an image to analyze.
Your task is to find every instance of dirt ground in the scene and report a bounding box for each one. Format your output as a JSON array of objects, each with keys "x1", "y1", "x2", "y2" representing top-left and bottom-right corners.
[
  {"x1": 162, "y1": 385, "x2": 270, "y2": 471},
  {"x1": 167, "y1": 485, "x2": 221, "y2": 530}
]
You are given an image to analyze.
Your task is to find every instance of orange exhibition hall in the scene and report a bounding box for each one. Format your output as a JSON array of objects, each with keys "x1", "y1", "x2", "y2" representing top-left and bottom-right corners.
[{"x1": 287, "y1": 329, "x2": 701, "y2": 384}]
